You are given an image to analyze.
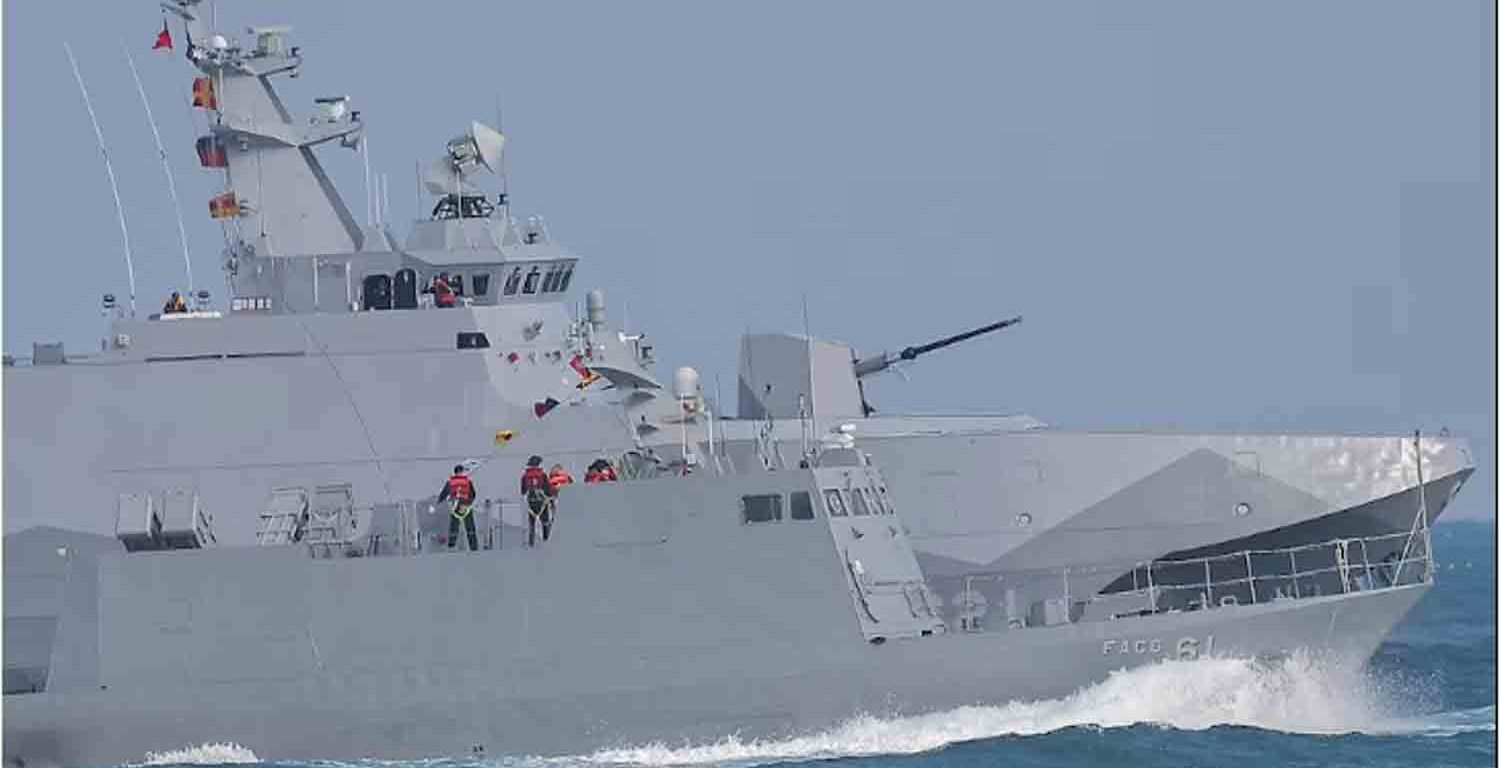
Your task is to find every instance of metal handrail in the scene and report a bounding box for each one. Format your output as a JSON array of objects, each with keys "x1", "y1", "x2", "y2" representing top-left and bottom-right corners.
[{"x1": 950, "y1": 524, "x2": 1433, "y2": 631}]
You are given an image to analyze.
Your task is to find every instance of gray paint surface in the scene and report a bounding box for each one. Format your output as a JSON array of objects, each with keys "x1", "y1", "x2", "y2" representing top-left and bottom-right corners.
[
  {"x1": 3, "y1": 459, "x2": 1434, "y2": 767},
  {"x1": 4, "y1": 1, "x2": 1490, "y2": 517}
]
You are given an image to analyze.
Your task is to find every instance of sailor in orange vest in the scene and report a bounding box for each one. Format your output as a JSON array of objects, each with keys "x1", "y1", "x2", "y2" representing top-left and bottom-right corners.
[
  {"x1": 584, "y1": 459, "x2": 619, "y2": 484},
  {"x1": 433, "y1": 272, "x2": 456, "y2": 308},
  {"x1": 548, "y1": 463, "x2": 574, "y2": 493},
  {"x1": 437, "y1": 464, "x2": 479, "y2": 551},
  {"x1": 163, "y1": 291, "x2": 188, "y2": 315},
  {"x1": 520, "y1": 456, "x2": 551, "y2": 547}
]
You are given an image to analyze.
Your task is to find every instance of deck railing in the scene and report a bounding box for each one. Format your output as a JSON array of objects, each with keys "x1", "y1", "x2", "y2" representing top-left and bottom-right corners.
[{"x1": 952, "y1": 524, "x2": 1434, "y2": 632}]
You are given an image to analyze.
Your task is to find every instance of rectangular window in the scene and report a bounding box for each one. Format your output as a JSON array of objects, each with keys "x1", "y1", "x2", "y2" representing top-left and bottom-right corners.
[
  {"x1": 472, "y1": 273, "x2": 491, "y2": 297},
  {"x1": 741, "y1": 494, "x2": 783, "y2": 524},
  {"x1": 557, "y1": 265, "x2": 575, "y2": 292},
  {"x1": 541, "y1": 268, "x2": 560, "y2": 293},
  {"x1": 503, "y1": 267, "x2": 523, "y2": 296},
  {"x1": 790, "y1": 491, "x2": 815, "y2": 521},
  {"x1": 456, "y1": 332, "x2": 490, "y2": 350},
  {"x1": 522, "y1": 268, "x2": 541, "y2": 294},
  {"x1": 849, "y1": 487, "x2": 871, "y2": 516},
  {"x1": 823, "y1": 489, "x2": 847, "y2": 517}
]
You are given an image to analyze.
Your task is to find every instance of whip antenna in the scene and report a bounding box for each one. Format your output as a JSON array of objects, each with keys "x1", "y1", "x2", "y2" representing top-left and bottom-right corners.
[
  {"x1": 66, "y1": 43, "x2": 137, "y2": 315},
  {"x1": 122, "y1": 41, "x2": 194, "y2": 296}
]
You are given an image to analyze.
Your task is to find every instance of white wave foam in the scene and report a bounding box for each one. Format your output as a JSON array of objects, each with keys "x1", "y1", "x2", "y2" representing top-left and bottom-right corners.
[
  {"x1": 571, "y1": 651, "x2": 1483, "y2": 767},
  {"x1": 137, "y1": 742, "x2": 260, "y2": 766},
  {"x1": 1381, "y1": 705, "x2": 1497, "y2": 738},
  {"x1": 121, "y1": 656, "x2": 1492, "y2": 768}
]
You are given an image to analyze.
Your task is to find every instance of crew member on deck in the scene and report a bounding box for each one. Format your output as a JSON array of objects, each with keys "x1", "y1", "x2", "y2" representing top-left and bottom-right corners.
[
  {"x1": 163, "y1": 292, "x2": 188, "y2": 314},
  {"x1": 584, "y1": 459, "x2": 618, "y2": 483},
  {"x1": 521, "y1": 456, "x2": 551, "y2": 546},
  {"x1": 437, "y1": 464, "x2": 479, "y2": 551},
  {"x1": 548, "y1": 463, "x2": 574, "y2": 493},
  {"x1": 433, "y1": 273, "x2": 456, "y2": 308}
]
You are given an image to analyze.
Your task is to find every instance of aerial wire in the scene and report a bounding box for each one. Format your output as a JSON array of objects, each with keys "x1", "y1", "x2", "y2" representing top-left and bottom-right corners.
[
  {"x1": 123, "y1": 40, "x2": 195, "y2": 297},
  {"x1": 65, "y1": 42, "x2": 138, "y2": 316}
]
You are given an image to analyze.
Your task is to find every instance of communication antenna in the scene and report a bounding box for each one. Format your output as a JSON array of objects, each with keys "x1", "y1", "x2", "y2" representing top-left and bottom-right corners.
[
  {"x1": 122, "y1": 41, "x2": 194, "y2": 296},
  {"x1": 66, "y1": 43, "x2": 137, "y2": 316},
  {"x1": 495, "y1": 95, "x2": 511, "y2": 207},
  {"x1": 802, "y1": 294, "x2": 817, "y2": 447},
  {"x1": 381, "y1": 173, "x2": 390, "y2": 225},
  {"x1": 362, "y1": 133, "x2": 373, "y2": 224}
]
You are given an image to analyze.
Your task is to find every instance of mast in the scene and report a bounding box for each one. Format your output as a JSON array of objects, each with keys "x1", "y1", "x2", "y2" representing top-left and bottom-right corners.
[{"x1": 65, "y1": 43, "x2": 138, "y2": 316}]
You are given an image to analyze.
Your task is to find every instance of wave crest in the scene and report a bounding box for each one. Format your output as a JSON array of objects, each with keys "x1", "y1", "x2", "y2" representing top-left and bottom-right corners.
[
  {"x1": 138, "y1": 742, "x2": 260, "y2": 766},
  {"x1": 576, "y1": 651, "x2": 1487, "y2": 767}
]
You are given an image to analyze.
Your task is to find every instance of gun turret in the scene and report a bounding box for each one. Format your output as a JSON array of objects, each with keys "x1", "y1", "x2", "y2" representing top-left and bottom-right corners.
[{"x1": 852, "y1": 316, "x2": 1022, "y2": 379}]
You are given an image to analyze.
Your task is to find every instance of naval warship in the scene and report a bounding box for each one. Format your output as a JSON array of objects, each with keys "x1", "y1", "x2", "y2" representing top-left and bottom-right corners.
[{"x1": 2, "y1": 2, "x2": 1476, "y2": 764}]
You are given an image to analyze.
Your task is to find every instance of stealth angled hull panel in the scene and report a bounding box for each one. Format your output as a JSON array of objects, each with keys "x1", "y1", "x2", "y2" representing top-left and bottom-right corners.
[{"x1": 857, "y1": 429, "x2": 1472, "y2": 572}]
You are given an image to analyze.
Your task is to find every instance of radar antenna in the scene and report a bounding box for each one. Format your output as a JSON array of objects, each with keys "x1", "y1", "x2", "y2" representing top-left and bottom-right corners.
[{"x1": 423, "y1": 121, "x2": 505, "y2": 196}]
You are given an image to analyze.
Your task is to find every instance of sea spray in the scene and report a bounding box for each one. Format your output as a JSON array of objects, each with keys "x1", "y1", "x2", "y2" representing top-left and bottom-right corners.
[
  {"x1": 139, "y1": 742, "x2": 260, "y2": 766},
  {"x1": 573, "y1": 650, "x2": 1459, "y2": 767},
  {"x1": 131, "y1": 653, "x2": 1487, "y2": 768}
]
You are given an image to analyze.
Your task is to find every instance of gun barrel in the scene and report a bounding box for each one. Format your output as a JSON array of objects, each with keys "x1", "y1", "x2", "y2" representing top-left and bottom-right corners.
[{"x1": 853, "y1": 315, "x2": 1021, "y2": 378}]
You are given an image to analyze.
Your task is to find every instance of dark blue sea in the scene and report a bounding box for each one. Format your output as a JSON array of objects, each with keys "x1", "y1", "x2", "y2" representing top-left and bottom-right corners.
[{"x1": 142, "y1": 520, "x2": 1496, "y2": 768}]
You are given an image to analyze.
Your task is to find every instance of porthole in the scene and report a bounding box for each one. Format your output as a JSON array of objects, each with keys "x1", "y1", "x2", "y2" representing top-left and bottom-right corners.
[{"x1": 1234, "y1": 502, "x2": 1252, "y2": 517}]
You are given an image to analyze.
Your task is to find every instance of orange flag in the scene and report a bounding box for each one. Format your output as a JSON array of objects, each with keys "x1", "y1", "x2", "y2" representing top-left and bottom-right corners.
[
  {"x1": 208, "y1": 192, "x2": 239, "y2": 219},
  {"x1": 191, "y1": 77, "x2": 216, "y2": 110}
]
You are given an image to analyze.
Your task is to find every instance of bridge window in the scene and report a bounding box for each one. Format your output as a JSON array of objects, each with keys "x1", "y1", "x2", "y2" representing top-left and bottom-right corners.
[
  {"x1": 849, "y1": 488, "x2": 871, "y2": 516},
  {"x1": 790, "y1": 491, "x2": 815, "y2": 521},
  {"x1": 503, "y1": 267, "x2": 523, "y2": 296},
  {"x1": 558, "y1": 265, "x2": 575, "y2": 292},
  {"x1": 522, "y1": 267, "x2": 541, "y2": 294},
  {"x1": 823, "y1": 489, "x2": 847, "y2": 517},
  {"x1": 741, "y1": 494, "x2": 783, "y2": 524},
  {"x1": 472, "y1": 272, "x2": 491, "y2": 297}
]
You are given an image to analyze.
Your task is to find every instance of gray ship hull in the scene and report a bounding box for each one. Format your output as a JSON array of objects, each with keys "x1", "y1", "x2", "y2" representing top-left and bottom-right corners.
[
  {"x1": 3, "y1": 582, "x2": 1427, "y2": 767},
  {"x1": 4, "y1": 454, "x2": 1440, "y2": 768}
]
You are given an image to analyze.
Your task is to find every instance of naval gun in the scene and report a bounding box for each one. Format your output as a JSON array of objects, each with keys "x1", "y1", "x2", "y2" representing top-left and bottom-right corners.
[
  {"x1": 853, "y1": 316, "x2": 1023, "y2": 379},
  {"x1": 852, "y1": 315, "x2": 1022, "y2": 415}
]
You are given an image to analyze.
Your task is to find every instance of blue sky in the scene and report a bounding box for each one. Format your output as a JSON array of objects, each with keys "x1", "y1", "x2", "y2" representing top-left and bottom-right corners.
[{"x1": 4, "y1": 1, "x2": 1493, "y2": 516}]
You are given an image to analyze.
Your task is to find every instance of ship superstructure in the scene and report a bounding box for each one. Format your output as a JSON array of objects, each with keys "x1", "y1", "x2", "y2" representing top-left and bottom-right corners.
[{"x1": 1, "y1": 4, "x2": 1477, "y2": 762}]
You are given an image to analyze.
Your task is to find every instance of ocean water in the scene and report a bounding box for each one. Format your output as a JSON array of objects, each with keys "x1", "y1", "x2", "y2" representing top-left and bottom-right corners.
[{"x1": 138, "y1": 520, "x2": 1495, "y2": 768}]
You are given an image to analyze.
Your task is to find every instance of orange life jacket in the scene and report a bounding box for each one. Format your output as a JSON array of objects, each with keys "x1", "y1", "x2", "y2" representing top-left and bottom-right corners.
[
  {"x1": 445, "y1": 474, "x2": 474, "y2": 502},
  {"x1": 521, "y1": 466, "x2": 549, "y2": 495},
  {"x1": 548, "y1": 469, "x2": 573, "y2": 492},
  {"x1": 584, "y1": 469, "x2": 603, "y2": 484}
]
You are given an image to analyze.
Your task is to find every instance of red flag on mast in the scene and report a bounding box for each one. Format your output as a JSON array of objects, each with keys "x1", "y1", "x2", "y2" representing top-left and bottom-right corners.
[{"x1": 152, "y1": 20, "x2": 173, "y2": 51}]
